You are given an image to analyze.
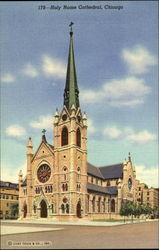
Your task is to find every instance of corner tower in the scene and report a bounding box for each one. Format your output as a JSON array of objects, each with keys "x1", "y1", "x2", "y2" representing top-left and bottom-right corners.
[{"x1": 54, "y1": 23, "x2": 88, "y2": 219}]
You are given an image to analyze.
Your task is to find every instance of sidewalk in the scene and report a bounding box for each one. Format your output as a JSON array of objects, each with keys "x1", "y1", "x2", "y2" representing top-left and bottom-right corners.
[
  {"x1": 1, "y1": 218, "x2": 157, "y2": 227},
  {"x1": 1, "y1": 225, "x2": 64, "y2": 236}
]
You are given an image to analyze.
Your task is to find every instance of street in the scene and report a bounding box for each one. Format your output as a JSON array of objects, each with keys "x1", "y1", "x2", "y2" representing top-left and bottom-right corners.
[{"x1": 1, "y1": 221, "x2": 158, "y2": 249}]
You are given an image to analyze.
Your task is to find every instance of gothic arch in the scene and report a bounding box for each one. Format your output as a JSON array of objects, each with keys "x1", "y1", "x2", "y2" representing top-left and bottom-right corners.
[
  {"x1": 76, "y1": 127, "x2": 81, "y2": 147},
  {"x1": 111, "y1": 199, "x2": 115, "y2": 213},
  {"x1": 92, "y1": 196, "x2": 95, "y2": 212},
  {"x1": 76, "y1": 199, "x2": 82, "y2": 218},
  {"x1": 61, "y1": 126, "x2": 68, "y2": 146},
  {"x1": 23, "y1": 202, "x2": 27, "y2": 218},
  {"x1": 40, "y1": 199, "x2": 47, "y2": 218}
]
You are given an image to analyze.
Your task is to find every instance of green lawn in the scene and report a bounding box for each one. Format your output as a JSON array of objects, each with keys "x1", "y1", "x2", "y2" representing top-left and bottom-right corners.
[{"x1": 93, "y1": 218, "x2": 138, "y2": 222}]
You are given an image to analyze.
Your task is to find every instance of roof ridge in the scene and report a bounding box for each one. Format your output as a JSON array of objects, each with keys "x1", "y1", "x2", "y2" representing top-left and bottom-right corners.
[{"x1": 99, "y1": 163, "x2": 123, "y2": 168}]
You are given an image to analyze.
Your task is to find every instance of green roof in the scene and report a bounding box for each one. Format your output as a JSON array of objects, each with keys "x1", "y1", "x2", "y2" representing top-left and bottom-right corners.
[{"x1": 64, "y1": 31, "x2": 80, "y2": 112}]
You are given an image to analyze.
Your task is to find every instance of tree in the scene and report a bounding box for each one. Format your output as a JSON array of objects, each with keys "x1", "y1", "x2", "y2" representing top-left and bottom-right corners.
[{"x1": 120, "y1": 201, "x2": 131, "y2": 222}]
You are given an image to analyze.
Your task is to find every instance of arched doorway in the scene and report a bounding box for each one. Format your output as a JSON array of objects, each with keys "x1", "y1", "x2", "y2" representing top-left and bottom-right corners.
[
  {"x1": 111, "y1": 199, "x2": 115, "y2": 213},
  {"x1": 23, "y1": 203, "x2": 27, "y2": 218},
  {"x1": 40, "y1": 200, "x2": 47, "y2": 218},
  {"x1": 76, "y1": 200, "x2": 82, "y2": 218}
]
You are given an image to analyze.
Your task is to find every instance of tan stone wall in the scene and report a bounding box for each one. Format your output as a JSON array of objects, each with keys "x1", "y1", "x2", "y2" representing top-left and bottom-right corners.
[{"x1": 0, "y1": 187, "x2": 19, "y2": 218}]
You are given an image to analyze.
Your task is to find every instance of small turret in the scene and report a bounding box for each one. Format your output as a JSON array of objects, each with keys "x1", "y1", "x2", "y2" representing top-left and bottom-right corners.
[
  {"x1": 54, "y1": 108, "x2": 59, "y2": 124},
  {"x1": 128, "y1": 152, "x2": 132, "y2": 162},
  {"x1": 18, "y1": 170, "x2": 23, "y2": 184},
  {"x1": 83, "y1": 112, "x2": 87, "y2": 127},
  {"x1": 27, "y1": 137, "x2": 33, "y2": 155}
]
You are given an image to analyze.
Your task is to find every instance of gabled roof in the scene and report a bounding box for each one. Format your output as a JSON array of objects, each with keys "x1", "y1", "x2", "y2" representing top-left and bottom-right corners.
[
  {"x1": 31, "y1": 140, "x2": 54, "y2": 163},
  {"x1": 99, "y1": 164, "x2": 123, "y2": 180},
  {"x1": 87, "y1": 162, "x2": 104, "y2": 179},
  {"x1": 87, "y1": 183, "x2": 118, "y2": 195},
  {"x1": 48, "y1": 144, "x2": 54, "y2": 151},
  {"x1": 87, "y1": 162, "x2": 123, "y2": 180},
  {"x1": 87, "y1": 183, "x2": 109, "y2": 195},
  {"x1": 105, "y1": 186, "x2": 118, "y2": 195}
]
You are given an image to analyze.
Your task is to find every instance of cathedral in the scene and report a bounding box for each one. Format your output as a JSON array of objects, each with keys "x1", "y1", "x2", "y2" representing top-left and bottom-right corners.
[{"x1": 18, "y1": 26, "x2": 137, "y2": 220}]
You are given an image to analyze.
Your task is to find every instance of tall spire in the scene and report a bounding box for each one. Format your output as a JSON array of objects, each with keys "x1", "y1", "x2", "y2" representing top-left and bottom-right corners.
[{"x1": 64, "y1": 22, "x2": 80, "y2": 112}]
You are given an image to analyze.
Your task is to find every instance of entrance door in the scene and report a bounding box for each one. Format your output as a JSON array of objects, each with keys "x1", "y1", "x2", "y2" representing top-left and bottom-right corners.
[
  {"x1": 76, "y1": 201, "x2": 81, "y2": 218},
  {"x1": 23, "y1": 204, "x2": 27, "y2": 218},
  {"x1": 40, "y1": 200, "x2": 47, "y2": 218}
]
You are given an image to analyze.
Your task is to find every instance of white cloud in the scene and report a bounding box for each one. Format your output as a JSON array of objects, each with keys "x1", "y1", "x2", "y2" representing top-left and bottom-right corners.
[
  {"x1": 6, "y1": 125, "x2": 26, "y2": 137},
  {"x1": 103, "y1": 126, "x2": 122, "y2": 138},
  {"x1": 1, "y1": 73, "x2": 15, "y2": 83},
  {"x1": 109, "y1": 99, "x2": 144, "y2": 107},
  {"x1": 22, "y1": 63, "x2": 38, "y2": 77},
  {"x1": 126, "y1": 130, "x2": 157, "y2": 144},
  {"x1": 80, "y1": 89, "x2": 104, "y2": 104},
  {"x1": 42, "y1": 55, "x2": 66, "y2": 79},
  {"x1": 81, "y1": 76, "x2": 150, "y2": 107},
  {"x1": 87, "y1": 119, "x2": 96, "y2": 135},
  {"x1": 122, "y1": 45, "x2": 157, "y2": 75},
  {"x1": 103, "y1": 77, "x2": 150, "y2": 99},
  {"x1": 135, "y1": 165, "x2": 158, "y2": 188},
  {"x1": 103, "y1": 125, "x2": 156, "y2": 144},
  {"x1": 1, "y1": 161, "x2": 27, "y2": 183},
  {"x1": 30, "y1": 114, "x2": 53, "y2": 130}
]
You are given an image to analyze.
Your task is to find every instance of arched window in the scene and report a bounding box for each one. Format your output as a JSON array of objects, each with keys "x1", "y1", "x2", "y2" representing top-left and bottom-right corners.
[
  {"x1": 103, "y1": 198, "x2": 106, "y2": 213},
  {"x1": 65, "y1": 184, "x2": 68, "y2": 191},
  {"x1": 51, "y1": 204, "x2": 54, "y2": 213},
  {"x1": 98, "y1": 197, "x2": 101, "y2": 213},
  {"x1": 62, "y1": 184, "x2": 65, "y2": 192},
  {"x1": 33, "y1": 204, "x2": 36, "y2": 214},
  {"x1": 61, "y1": 204, "x2": 65, "y2": 213},
  {"x1": 111, "y1": 199, "x2": 115, "y2": 213},
  {"x1": 61, "y1": 127, "x2": 68, "y2": 146},
  {"x1": 107, "y1": 180, "x2": 110, "y2": 186},
  {"x1": 76, "y1": 128, "x2": 81, "y2": 147},
  {"x1": 63, "y1": 167, "x2": 68, "y2": 181},
  {"x1": 88, "y1": 195, "x2": 90, "y2": 213},
  {"x1": 92, "y1": 197, "x2": 95, "y2": 212},
  {"x1": 108, "y1": 199, "x2": 110, "y2": 212},
  {"x1": 66, "y1": 204, "x2": 69, "y2": 214}
]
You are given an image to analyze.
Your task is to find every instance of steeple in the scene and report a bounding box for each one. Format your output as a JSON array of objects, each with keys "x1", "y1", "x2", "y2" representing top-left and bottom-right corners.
[{"x1": 64, "y1": 22, "x2": 80, "y2": 112}]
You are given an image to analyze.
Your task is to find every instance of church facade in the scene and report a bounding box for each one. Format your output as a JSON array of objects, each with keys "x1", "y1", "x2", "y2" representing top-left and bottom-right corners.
[{"x1": 18, "y1": 28, "x2": 139, "y2": 220}]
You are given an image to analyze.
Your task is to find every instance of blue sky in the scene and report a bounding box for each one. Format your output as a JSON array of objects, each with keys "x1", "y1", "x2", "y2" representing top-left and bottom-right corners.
[{"x1": 1, "y1": 1, "x2": 158, "y2": 187}]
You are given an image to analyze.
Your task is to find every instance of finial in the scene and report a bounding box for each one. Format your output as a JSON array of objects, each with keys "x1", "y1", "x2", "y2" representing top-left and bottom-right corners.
[
  {"x1": 128, "y1": 152, "x2": 131, "y2": 161},
  {"x1": 69, "y1": 22, "x2": 74, "y2": 36},
  {"x1": 19, "y1": 170, "x2": 23, "y2": 176},
  {"x1": 27, "y1": 137, "x2": 33, "y2": 148},
  {"x1": 42, "y1": 129, "x2": 47, "y2": 143}
]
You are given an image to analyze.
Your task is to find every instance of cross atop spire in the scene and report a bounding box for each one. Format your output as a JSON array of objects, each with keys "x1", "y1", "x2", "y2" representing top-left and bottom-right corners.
[
  {"x1": 42, "y1": 129, "x2": 47, "y2": 143},
  {"x1": 63, "y1": 23, "x2": 80, "y2": 112},
  {"x1": 69, "y1": 22, "x2": 74, "y2": 36}
]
